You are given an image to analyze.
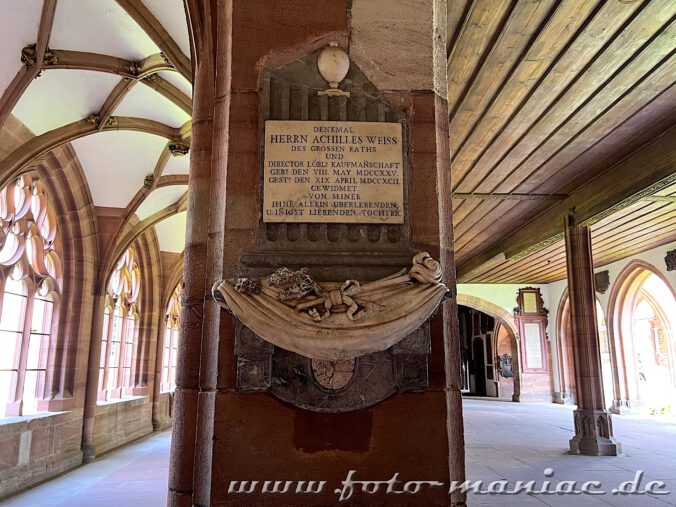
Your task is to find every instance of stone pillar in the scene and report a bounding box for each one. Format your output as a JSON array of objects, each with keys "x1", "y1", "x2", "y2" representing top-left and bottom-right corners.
[
  {"x1": 81, "y1": 289, "x2": 106, "y2": 462},
  {"x1": 170, "y1": 2, "x2": 466, "y2": 505},
  {"x1": 565, "y1": 218, "x2": 620, "y2": 456},
  {"x1": 167, "y1": 1, "x2": 231, "y2": 505}
]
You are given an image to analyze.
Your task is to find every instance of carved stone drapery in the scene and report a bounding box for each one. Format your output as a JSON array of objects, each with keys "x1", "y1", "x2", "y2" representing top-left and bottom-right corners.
[{"x1": 213, "y1": 252, "x2": 447, "y2": 360}]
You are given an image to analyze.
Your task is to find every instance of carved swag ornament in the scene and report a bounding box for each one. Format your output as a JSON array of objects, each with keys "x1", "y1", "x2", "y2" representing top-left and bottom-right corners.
[{"x1": 213, "y1": 252, "x2": 447, "y2": 360}]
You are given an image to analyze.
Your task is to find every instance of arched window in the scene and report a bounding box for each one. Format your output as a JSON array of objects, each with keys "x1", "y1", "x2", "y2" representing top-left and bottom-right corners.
[
  {"x1": 625, "y1": 273, "x2": 676, "y2": 410},
  {"x1": 0, "y1": 175, "x2": 62, "y2": 417},
  {"x1": 98, "y1": 247, "x2": 141, "y2": 401},
  {"x1": 161, "y1": 282, "x2": 181, "y2": 392}
]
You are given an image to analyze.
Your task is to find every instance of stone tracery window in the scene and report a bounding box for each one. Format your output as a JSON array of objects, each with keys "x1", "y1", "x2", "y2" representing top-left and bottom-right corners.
[
  {"x1": 0, "y1": 175, "x2": 62, "y2": 417},
  {"x1": 161, "y1": 282, "x2": 181, "y2": 393},
  {"x1": 98, "y1": 247, "x2": 141, "y2": 400}
]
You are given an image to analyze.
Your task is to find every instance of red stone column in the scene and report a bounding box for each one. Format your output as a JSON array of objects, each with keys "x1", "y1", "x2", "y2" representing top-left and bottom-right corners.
[
  {"x1": 565, "y1": 218, "x2": 620, "y2": 456},
  {"x1": 81, "y1": 289, "x2": 106, "y2": 462},
  {"x1": 435, "y1": 96, "x2": 466, "y2": 507},
  {"x1": 167, "y1": 1, "x2": 232, "y2": 506}
]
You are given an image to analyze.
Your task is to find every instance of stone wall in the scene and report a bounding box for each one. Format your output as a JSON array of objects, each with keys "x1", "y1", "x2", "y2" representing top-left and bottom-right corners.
[
  {"x1": 0, "y1": 410, "x2": 83, "y2": 499},
  {"x1": 92, "y1": 397, "x2": 154, "y2": 456},
  {"x1": 153, "y1": 393, "x2": 173, "y2": 431}
]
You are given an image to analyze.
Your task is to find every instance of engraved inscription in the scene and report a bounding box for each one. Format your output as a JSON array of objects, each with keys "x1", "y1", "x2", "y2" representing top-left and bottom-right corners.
[{"x1": 263, "y1": 120, "x2": 404, "y2": 224}]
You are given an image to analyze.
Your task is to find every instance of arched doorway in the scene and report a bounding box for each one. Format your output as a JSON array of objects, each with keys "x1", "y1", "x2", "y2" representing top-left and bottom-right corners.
[
  {"x1": 472, "y1": 337, "x2": 487, "y2": 396},
  {"x1": 456, "y1": 294, "x2": 521, "y2": 401},
  {"x1": 608, "y1": 261, "x2": 676, "y2": 414}
]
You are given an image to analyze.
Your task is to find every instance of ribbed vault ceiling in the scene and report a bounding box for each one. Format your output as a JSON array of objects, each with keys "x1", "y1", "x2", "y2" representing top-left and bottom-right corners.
[{"x1": 0, "y1": 0, "x2": 191, "y2": 255}]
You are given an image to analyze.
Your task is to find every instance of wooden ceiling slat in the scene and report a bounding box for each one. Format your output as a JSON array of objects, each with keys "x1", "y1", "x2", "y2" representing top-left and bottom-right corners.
[
  {"x1": 457, "y1": 1, "x2": 671, "y2": 194},
  {"x1": 449, "y1": 0, "x2": 560, "y2": 153},
  {"x1": 446, "y1": 0, "x2": 514, "y2": 114},
  {"x1": 453, "y1": 20, "x2": 676, "y2": 246},
  {"x1": 462, "y1": 197, "x2": 675, "y2": 283},
  {"x1": 453, "y1": 85, "x2": 676, "y2": 255},
  {"x1": 592, "y1": 203, "x2": 672, "y2": 237},
  {"x1": 540, "y1": 85, "x2": 676, "y2": 195},
  {"x1": 450, "y1": 0, "x2": 647, "y2": 190},
  {"x1": 453, "y1": 62, "x2": 676, "y2": 252},
  {"x1": 446, "y1": 0, "x2": 472, "y2": 57},
  {"x1": 464, "y1": 241, "x2": 564, "y2": 283},
  {"x1": 485, "y1": 49, "x2": 676, "y2": 195}
]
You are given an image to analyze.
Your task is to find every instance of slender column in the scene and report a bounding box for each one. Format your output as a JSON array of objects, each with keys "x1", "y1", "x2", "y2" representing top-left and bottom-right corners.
[
  {"x1": 81, "y1": 288, "x2": 106, "y2": 461},
  {"x1": 565, "y1": 217, "x2": 620, "y2": 456},
  {"x1": 166, "y1": 8, "x2": 215, "y2": 507},
  {"x1": 168, "y1": 1, "x2": 231, "y2": 505}
]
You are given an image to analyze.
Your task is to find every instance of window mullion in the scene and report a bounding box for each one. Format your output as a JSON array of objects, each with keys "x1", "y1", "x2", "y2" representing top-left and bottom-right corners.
[
  {"x1": 13, "y1": 290, "x2": 36, "y2": 413},
  {"x1": 100, "y1": 309, "x2": 115, "y2": 398}
]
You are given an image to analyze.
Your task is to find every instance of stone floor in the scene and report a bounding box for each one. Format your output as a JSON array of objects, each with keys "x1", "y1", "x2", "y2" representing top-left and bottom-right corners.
[
  {"x1": 3, "y1": 399, "x2": 676, "y2": 506},
  {"x1": 463, "y1": 399, "x2": 676, "y2": 507},
  {"x1": 1, "y1": 430, "x2": 170, "y2": 507}
]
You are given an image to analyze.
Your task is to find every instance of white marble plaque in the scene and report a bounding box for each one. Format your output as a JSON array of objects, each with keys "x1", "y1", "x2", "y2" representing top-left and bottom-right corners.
[{"x1": 263, "y1": 120, "x2": 404, "y2": 224}]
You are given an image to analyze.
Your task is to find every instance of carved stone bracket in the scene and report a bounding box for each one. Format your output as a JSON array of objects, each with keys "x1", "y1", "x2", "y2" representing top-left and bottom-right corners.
[
  {"x1": 666, "y1": 249, "x2": 676, "y2": 271},
  {"x1": 594, "y1": 270, "x2": 610, "y2": 294},
  {"x1": 86, "y1": 114, "x2": 118, "y2": 128},
  {"x1": 168, "y1": 140, "x2": 190, "y2": 156}
]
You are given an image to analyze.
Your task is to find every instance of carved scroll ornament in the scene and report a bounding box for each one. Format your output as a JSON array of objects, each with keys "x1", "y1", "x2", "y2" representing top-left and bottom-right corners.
[{"x1": 213, "y1": 252, "x2": 447, "y2": 360}]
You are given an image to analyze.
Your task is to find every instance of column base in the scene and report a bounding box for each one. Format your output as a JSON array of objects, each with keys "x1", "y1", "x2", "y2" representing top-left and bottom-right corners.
[
  {"x1": 553, "y1": 391, "x2": 576, "y2": 405},
  {"x1": 569, "y1": 408, "x2": 621, "y2": 456},
  {"x1": 82, "y1": 444, "x2": 96, "y2": 463},
  {"x1": 610, "y1": 398, "x2": 640, "y2": 415}
]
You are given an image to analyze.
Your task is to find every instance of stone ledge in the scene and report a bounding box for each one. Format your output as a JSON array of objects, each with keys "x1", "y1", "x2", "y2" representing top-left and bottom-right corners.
[
  {"x1": 0, "y1": 411, "x2": 69, "y2": 433},
  {"x1": 95, "y1": 395, "x2": 147, "y2": 410}
]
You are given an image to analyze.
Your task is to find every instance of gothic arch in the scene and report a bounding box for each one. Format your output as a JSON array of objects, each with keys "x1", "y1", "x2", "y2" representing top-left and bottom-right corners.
[
  {"x1": 456, "y1": 293, "x2": 521, "y2": 401},
  {"x1": 32, "y1": 145, "x2": 99, "y2": 410},
  {"x1": 607, "y1": 260, "x2": 676, "y2": 413}
]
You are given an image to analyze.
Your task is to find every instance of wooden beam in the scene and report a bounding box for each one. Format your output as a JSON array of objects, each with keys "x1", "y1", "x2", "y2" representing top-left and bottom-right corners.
[
  {"x1": 452, "y1": 192, "x2": 567, "y2": 201},
  {"x1": 115, "y1": 0, "x2": 191, "y2": 82},
  {"x1": 639, "y1": 195, "x2": 676, "y2": 203},
  {"x1": 457, "y1": 128, "x2": 676, "y2": 280}
]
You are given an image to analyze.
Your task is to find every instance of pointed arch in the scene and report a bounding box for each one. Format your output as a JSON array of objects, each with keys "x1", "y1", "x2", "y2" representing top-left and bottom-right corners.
[{"x1": 607, "y1": 259, "x2": 676, "y2": 413}]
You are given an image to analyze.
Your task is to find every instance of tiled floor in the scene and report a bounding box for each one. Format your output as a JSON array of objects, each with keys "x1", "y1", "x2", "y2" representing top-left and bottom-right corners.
[{"x1": 3, "y1": 400, "x2": 676, "y2": 506}]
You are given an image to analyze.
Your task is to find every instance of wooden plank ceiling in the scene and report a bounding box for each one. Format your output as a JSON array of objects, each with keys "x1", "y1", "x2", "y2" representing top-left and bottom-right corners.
[{"x1": 446, "y1": 0, "x2": 676, "y2": 283}]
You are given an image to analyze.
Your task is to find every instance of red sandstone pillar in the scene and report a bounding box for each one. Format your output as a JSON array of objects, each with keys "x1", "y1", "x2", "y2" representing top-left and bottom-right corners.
[
  {"x1": 435, "y1": 96, "x2": 467, "y2": 506},
  {"x1": 565, "y1": 216, "x2": 620, "y2": 456},
  {"x1": 81, "y1": 290, "x2": 106, "y2": 462},
  {"x1": 167, "y1": 2, "x2": 231, "y2": 506}
]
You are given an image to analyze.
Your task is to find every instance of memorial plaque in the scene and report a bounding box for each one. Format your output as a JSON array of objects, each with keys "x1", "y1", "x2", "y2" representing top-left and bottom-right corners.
[{"x1": 263, "y1": 120, "x2": 404, "y2": 224}]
